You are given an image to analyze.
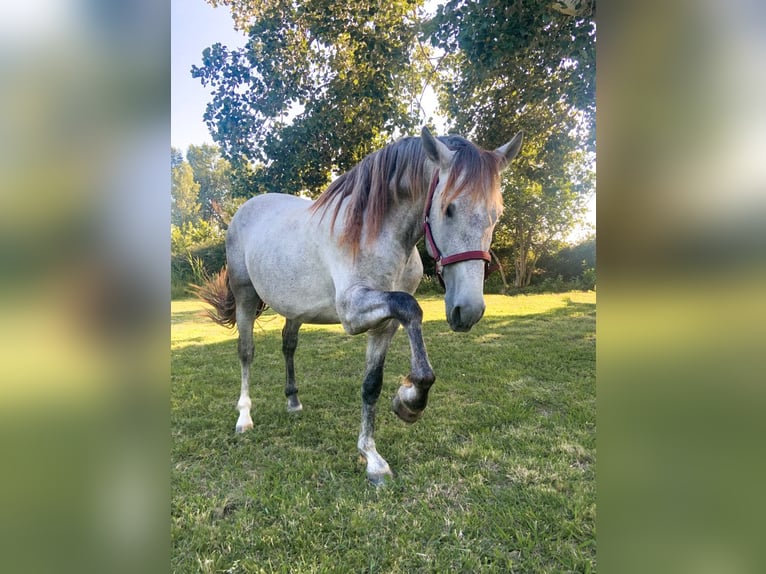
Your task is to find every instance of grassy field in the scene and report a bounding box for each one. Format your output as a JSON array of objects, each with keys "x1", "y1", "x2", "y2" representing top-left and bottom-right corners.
[{"x1": 172, "y1": 291, "x2": 596, "y2": 573}]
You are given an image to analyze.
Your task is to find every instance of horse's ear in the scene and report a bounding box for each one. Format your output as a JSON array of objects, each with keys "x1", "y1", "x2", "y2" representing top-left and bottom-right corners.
[
  {"x1": 421, "y1": 126, "x2": 453, "y2": 169},
  {"x1": 495, "y1": 131, "x2": 523, "y2": 171}
]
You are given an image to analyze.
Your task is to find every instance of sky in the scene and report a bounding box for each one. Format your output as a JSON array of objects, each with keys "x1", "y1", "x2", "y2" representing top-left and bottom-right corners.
[{"x1": 171, "y1": 0, "x2": 246, "y2": 152}]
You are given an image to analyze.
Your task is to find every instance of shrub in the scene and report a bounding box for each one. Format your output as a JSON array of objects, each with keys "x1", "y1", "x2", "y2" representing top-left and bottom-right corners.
[
  {"x1": 171, "y1": 241, "x2": 226, "y2": 299},
  {"x1": 576, "y1": 266, "x2": 596, "y2": 291},
  {"x1": 171, "y1": 220, "x2": 224, "y2": 255}
]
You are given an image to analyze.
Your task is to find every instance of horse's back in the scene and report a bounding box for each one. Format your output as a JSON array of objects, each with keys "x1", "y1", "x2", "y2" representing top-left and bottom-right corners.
[{"x1": 227, "y1": 194, "x2": 341, "y2": 323}]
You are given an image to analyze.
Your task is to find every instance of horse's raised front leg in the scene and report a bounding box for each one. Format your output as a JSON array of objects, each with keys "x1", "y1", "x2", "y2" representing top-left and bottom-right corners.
[
  {"x1": 339, "y1": 287, "x2": 436, "y2": 421},
  {"x1": 338, "y1": 286, "x2": 436, "y2": 482},
  {"x1": 386, "y1": 293, "x2": 436, "y2": 424},
  {"x1": 282, "y1": 319, "x2": 303, "y2": 412},
  {"x1": 358, "y1": 320, "x2": 400, "y2": 485}
]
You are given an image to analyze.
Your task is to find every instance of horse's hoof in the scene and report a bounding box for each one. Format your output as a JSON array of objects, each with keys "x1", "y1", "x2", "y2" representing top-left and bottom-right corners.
[
  {"x1": 286, "y1": 397, "x2": 303, "y2": 413},
  {"x1": 392, "y1": 393, "x2": 423, "y2": 424},
  {"x1": 367, "y1": 468, "x2": 394, "y2": 487},
  {"x1": 368, "y1": 474, "x2": 392, "y2": 487},
  {"x1": 234, "y1": 422, "x2": 253, "y2": 433}
]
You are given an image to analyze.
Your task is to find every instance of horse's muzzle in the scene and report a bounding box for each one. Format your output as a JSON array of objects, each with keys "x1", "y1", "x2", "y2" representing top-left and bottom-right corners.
[{"x1": 447, "y1": 302, "x2": 485, "y2": 332}]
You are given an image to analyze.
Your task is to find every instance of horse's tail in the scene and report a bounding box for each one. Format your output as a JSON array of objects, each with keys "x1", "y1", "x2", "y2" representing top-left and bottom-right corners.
[{"x1": 191, "y1": 267, "x2": 237, "y2": 328}]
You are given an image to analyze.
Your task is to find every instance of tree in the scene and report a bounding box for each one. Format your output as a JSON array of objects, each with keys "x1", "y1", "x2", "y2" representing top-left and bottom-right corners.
[
  {"x1": 171, "y1": 162, "x2": 201, "y2": 226},
  {"x1": 171, "y1": 146, "x2": 184, "y2": 169},
  {"x1": 497, "y1": 159, "x2": 592, "y2": 287},
  {"x1": 429, "y1": 0, "x2": 596, "y2": 286},
  {"x1": 538, "y1": 235, "x2": 596, "y2": 281},
  {"x1": 186, "y1": 143, "x2": 236, "y2": 220},
  {"x1": 192, "y1": 0, "x2": 427, "y2": 196}
]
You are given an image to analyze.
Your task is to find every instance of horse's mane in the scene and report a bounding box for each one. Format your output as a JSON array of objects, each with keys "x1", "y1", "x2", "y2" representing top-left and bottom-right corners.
[{"x1": 310, "y1": 134, "x2": 503, "y2": 257}]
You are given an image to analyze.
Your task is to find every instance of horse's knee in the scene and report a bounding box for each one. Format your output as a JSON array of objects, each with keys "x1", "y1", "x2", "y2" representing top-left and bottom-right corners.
[{"x1": 386, "y1": 292, "x2": 422, "y2": 326}]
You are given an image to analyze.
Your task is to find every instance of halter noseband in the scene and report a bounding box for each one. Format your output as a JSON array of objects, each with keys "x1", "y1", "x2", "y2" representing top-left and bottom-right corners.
[{"x1": 423, "y1": 170, "x2": 492, "y2": 288}]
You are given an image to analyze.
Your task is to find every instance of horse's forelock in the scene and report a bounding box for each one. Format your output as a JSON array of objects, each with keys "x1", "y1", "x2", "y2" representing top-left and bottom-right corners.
[{"x1": 440, "y1": 137, "x2": 504, "y2": 217}]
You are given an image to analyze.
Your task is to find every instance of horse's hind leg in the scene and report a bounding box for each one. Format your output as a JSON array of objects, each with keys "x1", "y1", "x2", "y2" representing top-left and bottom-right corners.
[
  {"x1": 282, "y1": 319, "x2": 303, "y2": 412},
  {"x1": 233, "y1": 285, "x2": 261, "y2": 433}
]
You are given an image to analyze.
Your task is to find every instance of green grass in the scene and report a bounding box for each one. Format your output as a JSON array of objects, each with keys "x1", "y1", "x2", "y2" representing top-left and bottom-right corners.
[{"x1": 172, "y1": 292, "x2": 596, "y2": 573}]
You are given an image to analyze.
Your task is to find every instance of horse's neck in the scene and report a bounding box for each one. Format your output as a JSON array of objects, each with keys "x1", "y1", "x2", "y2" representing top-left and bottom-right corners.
[{"x1": 389, "y1": 165, "x2": 435, "y2": 252}]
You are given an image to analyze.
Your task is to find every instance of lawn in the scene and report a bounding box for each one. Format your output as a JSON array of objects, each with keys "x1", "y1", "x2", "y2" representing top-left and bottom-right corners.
[{"x1": 172, "y1": 291, "x2": 596, "y2": 573}]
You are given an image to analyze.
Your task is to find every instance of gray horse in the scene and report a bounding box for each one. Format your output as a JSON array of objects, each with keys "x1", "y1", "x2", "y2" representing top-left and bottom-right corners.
[{"x1": 196, "y1": 127, "x2": 522, "y2": 484}]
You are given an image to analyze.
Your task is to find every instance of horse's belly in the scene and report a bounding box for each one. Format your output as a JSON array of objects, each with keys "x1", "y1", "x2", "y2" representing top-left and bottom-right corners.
[
  {"x1": 263, "y1": 287, "x2": 340, "y2": 324},
  {"x1": 245, "y1": 239, "x2": 341, "y2": 324}
]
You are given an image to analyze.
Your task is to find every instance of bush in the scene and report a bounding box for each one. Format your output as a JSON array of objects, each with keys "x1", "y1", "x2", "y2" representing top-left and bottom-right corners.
[
  {"x1": 171, "y1": 241, "x2": 226, "y2": 299},
  {"x1": 415, "y1": 275, "x2": 442, "y2": 296},
  {"x1": 171, "y1": 220, "x2": 224, "y2": 254},
  {"x1": 483, "y1": 269, "x2": 510, "y2": 294},
  {"x1": 539, "y1": 274, "x2": 567, "y2": 292},
  {"x1": 538, "y1": 237, "x2": 595, "y2": 282},
  {"x1": 576, "y1": 266, "x2": 596, "y2": 291}
]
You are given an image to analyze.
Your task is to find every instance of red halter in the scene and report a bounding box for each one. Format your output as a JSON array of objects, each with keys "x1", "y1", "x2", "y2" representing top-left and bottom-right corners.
[{"x1": 423, "y1": 170, "x2": 492, "y2": 288}]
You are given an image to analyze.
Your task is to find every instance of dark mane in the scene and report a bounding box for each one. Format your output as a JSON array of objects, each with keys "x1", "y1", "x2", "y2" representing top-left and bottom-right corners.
[
  {"x1": 310, "y1": 137, "x2": 427, "y2": 256},
  {"x1": 310, "y1": 134, "x2": 503, "y2": 257}
]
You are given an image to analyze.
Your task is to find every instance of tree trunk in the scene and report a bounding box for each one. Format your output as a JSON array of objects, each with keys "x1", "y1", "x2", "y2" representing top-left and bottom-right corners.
[
  {"x1": 489, "y1": 249, "x2": 510, "y2": 294},
  {"x1": 525, "y1": 254, "x2": 539, "y2": 286},
  {"x1": 514, "y1": 250, "x2": 528, "y2": 288}
]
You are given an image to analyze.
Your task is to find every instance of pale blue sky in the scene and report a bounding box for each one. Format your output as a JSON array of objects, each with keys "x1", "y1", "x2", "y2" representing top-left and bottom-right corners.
[{"x1": 171, "y1": 0, "x2": 246, "y2": 152}]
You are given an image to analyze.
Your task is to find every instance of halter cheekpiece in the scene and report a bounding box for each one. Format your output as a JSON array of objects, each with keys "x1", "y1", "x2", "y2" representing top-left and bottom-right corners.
[{"x1": 423, "y1": 170, "x2": 492, "y2": 288}]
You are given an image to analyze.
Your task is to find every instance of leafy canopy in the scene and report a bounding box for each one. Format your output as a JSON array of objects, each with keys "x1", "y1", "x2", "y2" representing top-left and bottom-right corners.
[{"x1": 193, "y1": 0, "x2": 428, "y2": 196}]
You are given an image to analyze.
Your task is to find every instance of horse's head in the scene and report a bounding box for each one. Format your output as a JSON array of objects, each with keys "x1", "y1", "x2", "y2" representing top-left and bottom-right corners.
[{"x1": 421, "y1": 127, "x2": 523, "y2": 332}]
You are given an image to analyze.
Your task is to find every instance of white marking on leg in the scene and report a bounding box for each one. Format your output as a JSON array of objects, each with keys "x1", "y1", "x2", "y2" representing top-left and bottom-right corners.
[
  {"x1": 235, "y1": 364, "x2": 253, "y2": 433},
  {"x1": 358, "y1": 403, "x2": 392, "y2": 484}
]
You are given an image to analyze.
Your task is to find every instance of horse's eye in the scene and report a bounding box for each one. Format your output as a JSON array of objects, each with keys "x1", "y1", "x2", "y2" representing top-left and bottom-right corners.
[{"x1": 445, "y1": 203, "x2": 455, "y2": 218}]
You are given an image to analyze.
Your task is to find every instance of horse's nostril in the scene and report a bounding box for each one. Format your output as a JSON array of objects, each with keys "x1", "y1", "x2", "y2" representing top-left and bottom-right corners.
[{"x1": 449, "y1": 303, "x2": 484, "y2": 332}]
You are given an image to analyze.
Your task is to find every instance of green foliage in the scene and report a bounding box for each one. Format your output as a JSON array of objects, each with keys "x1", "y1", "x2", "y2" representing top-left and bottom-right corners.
[
  {"x1": 172, "y1": 239, "x2": 227, "y2": 299},
  {"x1": 172, "y1": 162, "x2": 202, "y2": 226},
  {"x1": 578, "y1": 265, "x2": 596, "y2": 290},
  {"x1": 193, "y1": 0, "x2": 426, "y2": 196},
  {"x1": 171, "y1": 146, "x2": 184, "y2": 169},
  {"x1": 172, "y1": 292, "x2": 596, "y2": 572},
  {"x1": 187, "y1": 253, "x2": 212, "y2": 286},
  {"x1": 539, "y1": 237, "x2": 596, "y2": 281},
  {"x1": 414, "y1": 274, "x2": 441, "y2": 296},
  {"x1": 171, "y1": 221, "x2": 224, "y2": 255},
  {"x1": 186, "y1": 144, "x2": 230, "y2": 220},
  {"x1": 170, "y1": 142, "x2": 249, "y2": 298},
  {"x1": 429, "y1": 0, "x2": 595, "y2": 151}
]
